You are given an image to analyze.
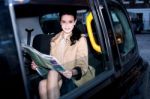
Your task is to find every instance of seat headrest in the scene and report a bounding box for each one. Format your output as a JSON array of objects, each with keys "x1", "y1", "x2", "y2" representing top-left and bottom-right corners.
[{"x1": 41, "y1": 20, "x2": 61, "y2": 35}]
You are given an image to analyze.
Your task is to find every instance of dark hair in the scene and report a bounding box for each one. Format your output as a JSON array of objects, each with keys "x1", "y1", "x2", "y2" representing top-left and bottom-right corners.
[
  {"x1": 59, "y1": 10, "x2": 82, "y2": 46},
  {"x1": 59, "y1": 9, "x2": 77, "y2": 20}
]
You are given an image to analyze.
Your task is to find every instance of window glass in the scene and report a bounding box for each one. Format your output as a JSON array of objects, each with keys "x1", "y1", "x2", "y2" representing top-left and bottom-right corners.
[
  {"x1": 110, "y1": 8, "x2": 135, "y2": 56},
  {"x1": 17, "y1": 4, "x2": 112, "y2": 98},
  {"x1": 31, "y1": 8, "x2": 110, "y2": 97}
]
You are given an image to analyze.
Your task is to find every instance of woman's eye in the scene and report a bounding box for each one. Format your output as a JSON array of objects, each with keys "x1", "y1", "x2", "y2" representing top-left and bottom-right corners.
[
  {"x1": 61, "y1": 20, "x2": 74, "y2": 24},
  {"x1": 61, "y1": 20, "x2": 66, "y2": 23},
  {"x1": 69, "y1": 21, "x2": 73, "y2": 23}
]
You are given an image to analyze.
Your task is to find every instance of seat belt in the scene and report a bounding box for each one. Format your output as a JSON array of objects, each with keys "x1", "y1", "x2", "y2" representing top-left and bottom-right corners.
[{"x1": 25, "y1": 28, "x2": 34, "y2": 45}]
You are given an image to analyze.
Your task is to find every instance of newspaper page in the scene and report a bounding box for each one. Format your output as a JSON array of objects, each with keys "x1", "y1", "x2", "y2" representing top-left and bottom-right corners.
[{"x1": 22, "y1": 44, "x2": 65, "y2": 72}]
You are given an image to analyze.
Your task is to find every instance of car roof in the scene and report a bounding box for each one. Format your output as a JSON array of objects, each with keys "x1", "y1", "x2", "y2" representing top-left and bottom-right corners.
[
  {"x1": 8, "y1": 0, "x2": 88, "y2": 6},
  {"x1": 14, "y1": 0, "x2": 89, "y2": 18},
  {"x1": 30, "y1": 0, "x2": 87, "y2": 5}
]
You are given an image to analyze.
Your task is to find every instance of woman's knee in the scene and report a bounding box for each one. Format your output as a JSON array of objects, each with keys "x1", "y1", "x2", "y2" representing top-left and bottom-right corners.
[{"x1": 48, "y1": 70, "x2": 60, "y2": 80}]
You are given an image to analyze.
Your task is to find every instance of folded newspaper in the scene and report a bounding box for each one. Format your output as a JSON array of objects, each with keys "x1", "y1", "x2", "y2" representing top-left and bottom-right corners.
[{"x1": 22, "y1": 44, "x2": 65, "y2": 74}]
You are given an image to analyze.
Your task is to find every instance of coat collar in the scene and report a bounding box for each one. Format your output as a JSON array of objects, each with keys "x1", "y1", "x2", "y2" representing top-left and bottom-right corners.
[{"x1": 51, "y1": 31, "x2": 72, "y2": 45}]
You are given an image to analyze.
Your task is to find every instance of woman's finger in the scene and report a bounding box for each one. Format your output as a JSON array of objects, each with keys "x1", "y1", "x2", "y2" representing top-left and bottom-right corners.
[
  {"x1": 62, "y1": 70, "x2": 72, "y2": 79},
  {"x1": 31, "y1": 61, "x2": 37, "y2": 70}
]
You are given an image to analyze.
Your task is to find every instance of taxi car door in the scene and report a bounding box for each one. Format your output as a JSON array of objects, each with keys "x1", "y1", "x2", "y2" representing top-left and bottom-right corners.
[
  {"x1": 2, "y1": 0, "x2": 148, "y2": 99},
  {"x1": 0, "y1": 1, "x2": 29, "y2": 99}
]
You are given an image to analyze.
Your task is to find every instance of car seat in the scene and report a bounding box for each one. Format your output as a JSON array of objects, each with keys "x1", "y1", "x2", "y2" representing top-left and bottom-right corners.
[{"x1": 32, "y1": 20, "x2": 61, "y2": 54}]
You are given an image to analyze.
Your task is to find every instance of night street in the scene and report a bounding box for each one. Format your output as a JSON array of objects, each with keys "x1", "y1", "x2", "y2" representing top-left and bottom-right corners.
[
  {"x1": 136, "y1": 34, "x2": 150, "y2": 99},
  {"x1": 136, "y1": 34, "x2": 150, "y2": 64}
]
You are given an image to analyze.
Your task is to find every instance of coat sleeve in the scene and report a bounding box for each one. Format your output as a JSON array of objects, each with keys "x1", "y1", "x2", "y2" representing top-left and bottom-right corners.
[{"x1": 75, "y1": 36, "x2": 88, "y2": 76}]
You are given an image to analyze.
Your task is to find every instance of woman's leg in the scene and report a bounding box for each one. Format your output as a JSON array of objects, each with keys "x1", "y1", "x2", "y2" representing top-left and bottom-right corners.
[
  {"x1": 47, "y1": 70, "x2": 62, "y2": 99},
  {"x1": 39, "y1": 79, "x2": 47, "y2": 99}
]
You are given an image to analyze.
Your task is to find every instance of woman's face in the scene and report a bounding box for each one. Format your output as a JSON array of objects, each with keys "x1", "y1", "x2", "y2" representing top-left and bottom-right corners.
[{"x1": 60, "y1": 14, "x2": 76, "y2": 34}]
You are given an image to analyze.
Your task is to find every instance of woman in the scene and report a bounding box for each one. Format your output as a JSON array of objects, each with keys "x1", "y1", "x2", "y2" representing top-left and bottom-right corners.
[{"x1": 31, "y1": 10, "x2": 89, "y2": 99}]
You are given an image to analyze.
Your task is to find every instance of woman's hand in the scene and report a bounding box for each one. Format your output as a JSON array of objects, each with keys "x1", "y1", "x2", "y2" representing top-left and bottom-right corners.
[
  {"x1": 61, "y1": 70, "x2": 73, "y2": 79},
  {"x1": 31, "y1": 61, "x2": 38, "y2": 70}
]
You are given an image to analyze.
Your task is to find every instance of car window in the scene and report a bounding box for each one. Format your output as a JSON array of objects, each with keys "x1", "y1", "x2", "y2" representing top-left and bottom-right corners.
[
  {"x1": 14, "y1": 3, "x2": 114, "y2": 98},
  {"x1": 111, "y1": 8, "x2": 135, "y2": 56},
  {"x1": 32, "y1": 10, "x2": 110, "y2": 96}
]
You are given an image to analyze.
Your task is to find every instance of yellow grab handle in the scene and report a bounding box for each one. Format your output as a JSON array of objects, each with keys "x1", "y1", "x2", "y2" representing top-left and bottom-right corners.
[{"x1": 86, "y1": 12, "x2": 102, "y2": 53}]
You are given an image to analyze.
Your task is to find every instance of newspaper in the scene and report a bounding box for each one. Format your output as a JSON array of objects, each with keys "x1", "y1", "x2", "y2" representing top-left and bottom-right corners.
[{"x1": 22, "y1": 44, "x2": 65, "y2": 74}]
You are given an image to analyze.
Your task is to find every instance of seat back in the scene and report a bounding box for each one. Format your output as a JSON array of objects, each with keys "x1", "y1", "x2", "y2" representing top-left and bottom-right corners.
[
  {"x1": 32, "y1": 34, "x2": 53, "y2": 54},
  {"x1": 32, "y1": 20, "x2": 60, "y2": 54},
  {"x1": 16, "y1": 17, "x2": 43, "y2": 46}
]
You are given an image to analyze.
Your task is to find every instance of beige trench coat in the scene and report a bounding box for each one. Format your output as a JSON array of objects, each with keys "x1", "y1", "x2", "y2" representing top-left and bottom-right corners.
[{"x1": 50, "y1": 31, "x2": 94, "y2": 86}]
